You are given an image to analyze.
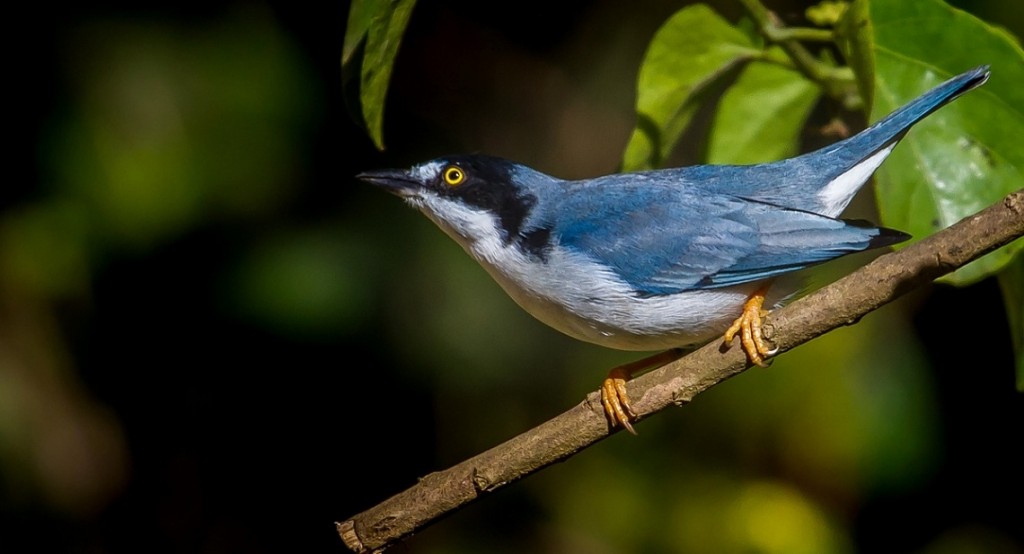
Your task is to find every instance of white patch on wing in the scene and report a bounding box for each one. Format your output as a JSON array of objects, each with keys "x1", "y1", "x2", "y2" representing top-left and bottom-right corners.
[
  {"x1": 817, "y1": 143, "x2": 896, "y2": 217},
  {"x1": 412, "y1": 193, "x2": 769, "y2": 351}
]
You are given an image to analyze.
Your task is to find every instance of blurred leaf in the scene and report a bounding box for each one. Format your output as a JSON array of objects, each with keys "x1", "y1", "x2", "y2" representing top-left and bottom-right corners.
[
  {"x1": 622, "y1": 4, "x2": 759, "y2": 170},
  {"x1": 707, "y1": 60, "x2": 820, "y2": 164},
  {"x1": 921, "y1": 525, "x2": 1024, "y2": 554},
  {"x1": 543, "y1": 455, "x2": 654, "y2": 550},
  {"x1": 836, "y1": 0, "x2": 874, "y2": 109},
  {"x1": 716, "y1": 481, "x2": 853, "y2": 554},
  {"x1": 867, "y1": 0, "x2": 1024, "y2": 285},
  {"x1": 344, "y1": 0, "x2": 417, "y2": 150},
  {"x1": 997, "y1": 255, "x2": 1024, "y2": 390},
  {"x1": 341, "y1": 0, "x2": 374, "y2": 66},
  {"x1": 540, "y1": 454, "x2": 853, "y2": 553},
  {"x1": 806, "y1": 0, "x2": 849, "y2": 27},
  {"x1": 53, "y1": 14, "x2": 312, "y2": 248},
  {"x1": 733, "y1": 16, "x2": 765, "y2": 50},
  {"x1": 226, "y1": 228, "x2": 378, "y2": 337},
  {"x1": 0, "y1": 201, "x2": 91, "y2": 299}
]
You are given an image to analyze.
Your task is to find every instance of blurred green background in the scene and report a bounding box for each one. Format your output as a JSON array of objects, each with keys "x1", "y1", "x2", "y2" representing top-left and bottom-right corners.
[{"x1": 3, "y1": 1, "x2": 1021, "y2": 552}]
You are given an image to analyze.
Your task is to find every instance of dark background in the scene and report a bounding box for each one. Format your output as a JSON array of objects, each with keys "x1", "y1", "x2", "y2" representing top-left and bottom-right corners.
[{"x1": 3, "y1": 1, "x2": 1022, "y2": 552}]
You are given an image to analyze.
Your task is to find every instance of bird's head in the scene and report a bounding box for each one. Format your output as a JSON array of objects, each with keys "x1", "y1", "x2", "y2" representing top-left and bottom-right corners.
[{"x1": 358, "y1": 155, "x2": 556, "y2": 252}]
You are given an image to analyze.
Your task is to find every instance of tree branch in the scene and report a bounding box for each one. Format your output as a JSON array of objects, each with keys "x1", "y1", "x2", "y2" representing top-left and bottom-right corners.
[{"x1": 338, "y1": 190, "x2": 1024, "y2": 553}]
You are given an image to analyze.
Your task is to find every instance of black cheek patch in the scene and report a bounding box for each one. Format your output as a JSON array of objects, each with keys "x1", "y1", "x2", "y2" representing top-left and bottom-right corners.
[
  {"x1": 517, "y1": 226, "x2": 552, "y2": 260},
  {"x1": 442, "y1": 155, "x2": 552, "y2": 260}
]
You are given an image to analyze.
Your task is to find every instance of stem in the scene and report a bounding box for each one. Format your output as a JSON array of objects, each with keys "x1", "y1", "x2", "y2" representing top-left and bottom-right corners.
[
  {"x1": 736, "y1": 0, "x2": 858, "y2": 107},
  {"x1": 770, "y1": 26, "x2": 835, "y2": 43}
]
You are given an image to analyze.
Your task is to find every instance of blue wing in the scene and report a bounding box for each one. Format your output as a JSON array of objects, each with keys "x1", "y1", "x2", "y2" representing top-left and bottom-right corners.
[
  {"x1": 517, "y1": 68, "x2": 988, "y2": 295},
  {"x1": 542, "y1": 181, "x2": 907, "y2": 296}
]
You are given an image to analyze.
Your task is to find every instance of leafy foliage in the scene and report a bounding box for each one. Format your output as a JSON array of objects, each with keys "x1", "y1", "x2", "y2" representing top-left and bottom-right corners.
[
  {"x1": 342, "y1": 0, "x2": 418, "y2": 149},
  {"x1": 620, "y1": 5, "x2": 760, "y2": 170},
  {"x1": 707, "y1": 58, "x2": 819, "y2": 164},
  {"x1": 864, "y1": 0, "x2": 1024, "y2": 286}
]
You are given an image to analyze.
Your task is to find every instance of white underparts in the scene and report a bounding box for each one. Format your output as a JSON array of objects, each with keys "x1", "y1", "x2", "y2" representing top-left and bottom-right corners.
[{"x1": 410, "y1": 193, "x2": 765, "y2": 351}]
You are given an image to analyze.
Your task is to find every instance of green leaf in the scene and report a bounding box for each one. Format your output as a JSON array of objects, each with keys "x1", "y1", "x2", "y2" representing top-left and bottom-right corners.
[
  {"x1": 867, "y1": 0, "x2": 1024, "y2": 285},
  {"x1": 342, "y1": 0, "x2": 375, "y2": 66},
  {"x1": 806, "y1": 0, "x2": 849, "y2": 27},
  {"x1": 343, "y1": 0, "x2": 418, "y2": 150},
  {"x1": 623, "y1": 4, "x2": 760, "y2": 171},
  {"x1": 997, "y1": 255, "x2": 1024, "y2": 390},
  {"x1": 707, "y1": 59, "x2": 820, "y2": 165}
]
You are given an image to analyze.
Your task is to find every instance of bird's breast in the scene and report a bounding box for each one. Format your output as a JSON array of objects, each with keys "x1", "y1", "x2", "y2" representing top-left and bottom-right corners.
[
  {"x1": 414, "y1": 196, "x2": 781, "y2": 351},
  {"x1": 471, "y1": 240, "x2": 764, "y2": 351}
]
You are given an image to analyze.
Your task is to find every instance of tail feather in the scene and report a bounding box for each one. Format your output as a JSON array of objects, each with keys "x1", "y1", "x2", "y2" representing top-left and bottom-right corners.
[
  {"x1": 671, "y1": 66, "x2": 990, "y2": 217},
  {"x1": 817, "y1": 65, "x2": 989, "y2": 171},
  {"x1": 806, "y1": 65, "x2": 990, "y2": 216}
]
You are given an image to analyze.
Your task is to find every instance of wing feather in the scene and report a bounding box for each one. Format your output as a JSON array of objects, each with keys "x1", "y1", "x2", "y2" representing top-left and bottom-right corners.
[{"x1": 541, "y1": 181, "x2": 904, "y2": 295}]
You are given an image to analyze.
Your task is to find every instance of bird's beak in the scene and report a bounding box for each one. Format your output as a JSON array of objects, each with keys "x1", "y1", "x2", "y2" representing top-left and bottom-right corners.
[{"x1": 356, "y1": 168, "x2": 422, "y2": 197}]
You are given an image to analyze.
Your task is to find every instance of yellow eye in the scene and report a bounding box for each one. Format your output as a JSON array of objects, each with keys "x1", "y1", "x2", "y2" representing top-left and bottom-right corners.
[{"x1": 442, "y1": 165, "x2": 466, "y2": 186}]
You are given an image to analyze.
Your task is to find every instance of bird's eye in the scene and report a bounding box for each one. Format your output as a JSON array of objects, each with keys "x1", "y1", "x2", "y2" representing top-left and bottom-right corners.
[{"x1": 442, "y1": 165, "x2": 466, "y2": 187}]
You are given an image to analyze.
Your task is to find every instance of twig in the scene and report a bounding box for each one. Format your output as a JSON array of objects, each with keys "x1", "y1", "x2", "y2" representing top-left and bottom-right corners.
[
  {"x1": 338, "y1": 189, "x2": 1024, "y2": 553},
  {"x1": 736, "y1": 0, "x2": 858, "y2": 107}
]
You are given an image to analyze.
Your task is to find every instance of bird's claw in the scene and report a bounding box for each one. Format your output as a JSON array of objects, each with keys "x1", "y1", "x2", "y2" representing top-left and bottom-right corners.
[
  {"x1": 723, "y1": 289, "x2": 777, "y2": 367},
  {"x1": 598, "y1": 349, "x2": 685, "y2": 434},
  {"x1": 601, "y1": 368, "x2": 637, "y2": 435}
]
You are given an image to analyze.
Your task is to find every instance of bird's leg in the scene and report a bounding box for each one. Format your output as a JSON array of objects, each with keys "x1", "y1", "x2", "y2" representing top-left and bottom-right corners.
[
  {"x1": 601, "y1": 348, "x2": 685, "y2": 435},
  {"x1": 722, "y1": 284, "x2": 778, "y2": 367}
]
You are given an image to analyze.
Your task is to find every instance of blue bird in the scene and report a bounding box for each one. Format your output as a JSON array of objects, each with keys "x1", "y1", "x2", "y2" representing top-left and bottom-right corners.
[{"x1": 359, "y1": 66, "x2": 989, "y2": 433}]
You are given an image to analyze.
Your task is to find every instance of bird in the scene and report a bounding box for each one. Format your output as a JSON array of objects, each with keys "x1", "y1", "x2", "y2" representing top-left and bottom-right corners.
[{"x1": 358, "y1": 66, "x2": 990, "y2": 434}]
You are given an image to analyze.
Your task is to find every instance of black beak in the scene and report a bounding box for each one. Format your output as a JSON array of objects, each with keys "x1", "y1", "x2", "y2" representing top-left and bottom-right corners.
[{"x1": 356, "y1": 168, "x2": 421, "y2": 196}]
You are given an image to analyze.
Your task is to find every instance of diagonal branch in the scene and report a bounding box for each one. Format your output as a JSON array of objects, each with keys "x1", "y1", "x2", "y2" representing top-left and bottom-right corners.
[{"x1": 338, "y1": 190, "x2": 1024, "y2": 553}]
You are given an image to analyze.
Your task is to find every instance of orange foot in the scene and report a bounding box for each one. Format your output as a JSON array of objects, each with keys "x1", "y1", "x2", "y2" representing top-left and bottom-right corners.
[
  {"x1": 600, "y1": 348, "x2": 684, "y2": 434},
  {"x1": 723, "y1": 286, "x2": 777, "y2": 367}
]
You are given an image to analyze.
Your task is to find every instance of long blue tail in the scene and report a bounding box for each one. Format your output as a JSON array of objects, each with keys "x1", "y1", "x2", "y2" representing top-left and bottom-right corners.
[
  {"x1": 681, "y1": 66, "x2": 991, "y2": 216},
  {"x1": 811, "y1": 65, "x2": 990, "y2": 174}
]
